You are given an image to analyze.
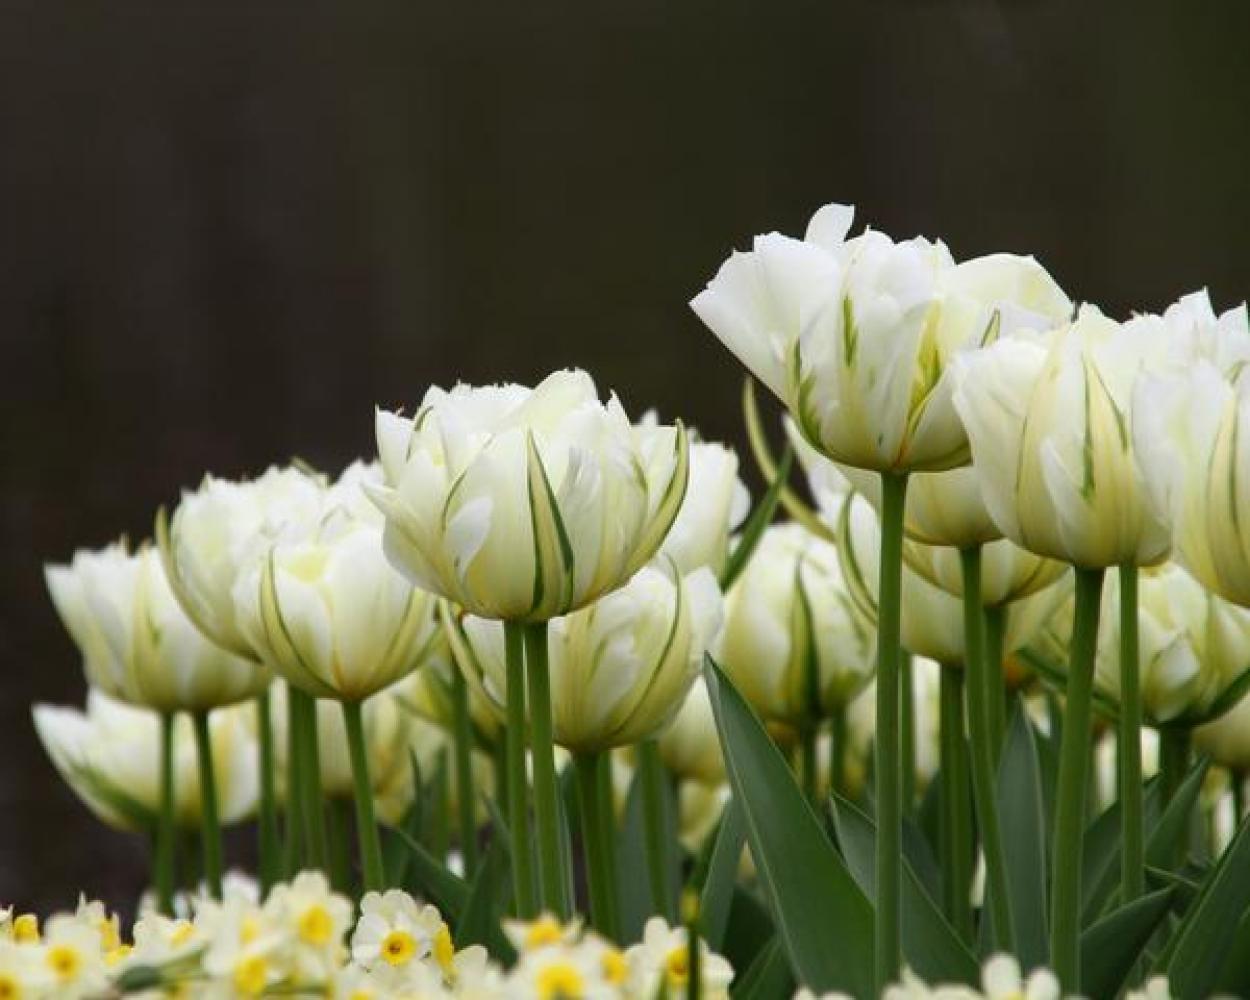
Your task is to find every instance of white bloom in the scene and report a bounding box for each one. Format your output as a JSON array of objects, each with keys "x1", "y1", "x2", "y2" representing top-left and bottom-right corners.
[
  {"x1": 369, "y1": 370, "x2": 689, "y2": 622},
  {"x1": 350, "y1": 890, "x2": 450, "y2": 987},
  {"x1": 657, "y1": 677, "x2": 725, "y2": 786},
  {"x1": 981, "y1": 953, "x2": 1060, "y2": 1000},
  {"x1": 625, "y1": 916, "x2": 734, "y2": 1000},
  {"x1": 262, "y1": 871, "x2": 352, "y2": 980}
]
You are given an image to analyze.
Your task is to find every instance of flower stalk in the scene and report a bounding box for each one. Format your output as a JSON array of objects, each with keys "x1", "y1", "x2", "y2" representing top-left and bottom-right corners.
[
  {"x1": 450, "y1": 664, "x2": 479, "y2": 878},
  {"x1": 938, "y1": 667, "x2": 972, "y2": 940},
  {"x1": 341, "y1": 698, "x2": 385, "y2": 891},
  {"x1": 639, "y1": 739, "x2": 675, "y2": 921},
  {"x1": 1118, "y1": 563, "x2": 1144, "y2": 903},
  {"x1": 255, "y1": 690, "x2": 280, "y2": 893},
  {"x1": 190, "y1": 710, "x2": 223, "y2": 900},
  {"x1": 575, "y1": 751, "x2": 619, "y2": 940},
  {"x1": 503, "y1": 621, "x2": 536, "y2": 917},
  {"x1": 155, "y1": 711, "x2": 176, "y2": 915},
  {"x1": 524, "y1": 620, "x2": 568, "y2": 917}
]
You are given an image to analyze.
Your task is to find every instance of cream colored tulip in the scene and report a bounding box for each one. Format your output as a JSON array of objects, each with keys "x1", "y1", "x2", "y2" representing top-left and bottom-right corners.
[
  {"x1": 233, "y1": 464, "x2": 440, "y2": 703},
  {"x1": 1195, "y1": 690, "x2": 1250, "y2": 772},
  {"x1": 158, "y1": 465, "x2": 326, "y2": 658},
  {"x1": 716, "y1": 522, "x2": 874, "y2": 725},
  {"x1": 33, "y1": 691, "x2": 258, "y2": 831},
  {"x1": 46, "y1": 542, "x2": 268, "y2": 713},
  {"x1": 656, "y1": 677, "x2": 725, "y2": 786},
  {"x1": 447, "y1": 564, "x2": 721, "y2": 754},
  {"x1": 391, "y1": 634, "x2": 502, "y2": 744},
  {"x1": 953, "y1": 304, "x2": 1171, "y2": 568},
  {"x1": 369, "y1": 370, "x2": 689, "y2": 623},
  {"x1": 692, "y1": 202, "x2": 1071, "y2": 473},
  {"x1": 902, "y1": 539, "x2": 1068, "y2": 608}
]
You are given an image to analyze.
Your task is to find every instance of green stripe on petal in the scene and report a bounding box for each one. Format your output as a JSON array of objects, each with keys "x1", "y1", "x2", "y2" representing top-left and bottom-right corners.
[
  {"x1": 627, "y1": 421, "x2": 692, "y2": 579},
  {"x1": 257, "y1": 551, "x2": 338, "y2": 699},
  {"x1": 525, "y1": 432, "x2": 577, "y2": 620}
]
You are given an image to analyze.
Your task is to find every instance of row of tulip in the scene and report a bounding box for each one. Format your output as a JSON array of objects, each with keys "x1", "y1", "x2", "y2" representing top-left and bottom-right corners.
[{"x1": 17, "y1": 199, "x2": 1250, "y2": 998}]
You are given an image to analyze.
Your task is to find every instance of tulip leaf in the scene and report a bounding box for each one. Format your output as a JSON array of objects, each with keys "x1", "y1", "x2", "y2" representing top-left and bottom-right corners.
[
  {"x1": 1081, "y1": 778, "x2": 1163, "y2": 924},
  {"x1": 720, "y1": 443, "x2": 794, "y2": 590},
  {"x1": 704, "y1": 657, "x2": 874, "y2": 997},
  {"x1": 616, "y1": 769, "x2": 652, "y2": 944},
  {"x1": 902, "y1": 815, "x2": 943, "y2": 908},
  {"x1": 1160, "y1": 812, "x2": 1250, "y2": 998},
  {"x1": 830, "y1": 794, "x2": 979, "y2": 986},
  {"x1": 454, "y1": 837, "x2": 515, "y2": 961},
  {"x1": 1145, "y1": 755, "x2": 1210, "y2": 872},
  {"x1": 698, "y1": 799, "x2": 747, "y2": 950},
  {"x1": 730, "y1": 936, "x2": 794, "y2": 1000},
  {"x1": 1215, "y1": 908, "x2": 1250, "y2": 995},
  {"x1": 385, "y1": 822, "x2": 469, "y2": 921},
  {"x1": 993, "y1": 703, "x2": 1049, "y2": 968},
  {"x1": 1080, "y1": 888, "x2": 1174, "y2": 999}
]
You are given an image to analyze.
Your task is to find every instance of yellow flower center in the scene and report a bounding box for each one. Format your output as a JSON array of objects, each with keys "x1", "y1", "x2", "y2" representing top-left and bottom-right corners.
[
  {"x1": 233, "y1": 955, "x2": 268, "y2": 996},
  {"x1": 96, "y1": 917, "x2": 121, "y2": 952},
  {"x1": 47, "y1": 945, "x2": 82, "y2": 982},
  {"x1": 536, "y1": 960, "x2": 586, "y2": 1000},
  {"x1": 433, "y1": 924, "x2": 455, "y2": 974},
  {"x1": 240, "y1": 915, "x2": 262, "y2": 945},
  {"x1": 665, "y1": 945, "x2": 690, "y2": 987},
  {"x1": 0, "y1": 973, "x2": 20, "y2": 999},
  {"x1": 298, "y1": 904, "x2": 334, "y2": 946},
  {"x1": 106, "y1": 944, "x2": 133, "y2": 967},
  {"x1": 525, "y1": 917, "x2": 564, "y2": 949},
  {"x1": 12, "y1": 916, "x2": 37, "y2": 945},
  {"x1": 380, "y1": 929, "x2": 417, "y2": 967},
  {"x1": 601, "y1": 947, "x2": 628, "y2": 984},
  {"x1": 169, "y1": 920, "x2": 195, "y2": 947},
  {"x1": 347, "y1": 990, "x2": 375, "y2": 1000}
]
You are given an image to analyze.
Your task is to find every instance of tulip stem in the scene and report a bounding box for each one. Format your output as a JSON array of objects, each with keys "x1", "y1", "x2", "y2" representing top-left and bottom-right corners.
[
  {"x1": 155, "y1": 712, "x2": 176, "y2": 915},
  {"x1": 342, "y1": 698, "x2": 386, "y2": 891},
  {"x1": 283, "y1": 687, "x2": 303, "y2": 875},
  {"x1": 503, "y1": 622, "x2": 536, "y2": 917},
  {"x1": 255, "y1": 691, "x2": 280, "y2": 894},
  {"x1": 984, "y1": 604, "x2": 1008, "y2": 762},
  {"x1": 874, "y1": 470, "x2": 908, "y2": 993},
  {"x1": 595, "y1": 753, "x2": 621, "y2": 928},
  {"x1": 190, "y1": 710, "x2": 224, "y2": 900},
  {"x1": 575, "y1": 752, "x2": 619, "y2": 939},
  {"x1": 901, "y1": 652, "x2": 916, "y2": 813},
  {"x1": 959, "y1": 545, "x2": 1015, "y2": 954},
  {"x1": 938, "y1": 667, "x2": 973, "y2": 941},
  {"x1": 1159, "y1": 726, "x2": 1190, "y2": 805},
  {"x1": 292, "y1": 688, "x2": 329, "y2": 871},
  {"x1": 450, "y1": 664, "x2": 479, "y2": 878},
  {"x1": 1050, "y1": 566, "x2": 1106, "y2": 994},
  {"x1": 524, "y1": 620, "x2": 569, "y2": 917},
  {"x1": 640, "y1": 739, "x2": 676, "y2": 920},
  {"x1": 1118, "y1": 563, "x2": 1145, "y2": 903}
]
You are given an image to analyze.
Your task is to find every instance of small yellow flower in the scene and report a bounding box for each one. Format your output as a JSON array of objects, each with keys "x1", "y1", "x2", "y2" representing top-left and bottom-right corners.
[
  {"x1": 298, "y1": 904, "x2": 334, "y2": 947},
  {"x1": 433, "y1": 924, "x2": 455, "y2": 975},
  {"x1": 105, "y1": 944, "x2": 132, "y2": 967},
  {"x1": 380, "y1": 929, "x2": 416, "y2": 967},
  {"x1": 601, "y1": 947, "x2": 628, "y2": 985},
  {"x1": 11, "y1": 918, "x2": 36, "y2": 946},
  {"x1": 233, "y1": 954, "x2": 269, "y2": 996},
  {"x1": 45, "y1": 944, "x2": 81, "y2": 983},
  {"x1": 525, "y1": 916, "x2": 564, "y2": 950},
  {"x1": 0, "y1": 972, "x2": 20, "y2": 1000},
  {"x1": 535, "y1": 959, "x2": 586, "y2": 1000},
  {"x1": 665, "y1": 945, "x2": 690, "y2": 987}
]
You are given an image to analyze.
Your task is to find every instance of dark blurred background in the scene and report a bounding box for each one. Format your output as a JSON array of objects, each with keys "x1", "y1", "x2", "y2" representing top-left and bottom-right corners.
[{"x1": 3, "y1": 0, "x2": 1249, "y2": 912}]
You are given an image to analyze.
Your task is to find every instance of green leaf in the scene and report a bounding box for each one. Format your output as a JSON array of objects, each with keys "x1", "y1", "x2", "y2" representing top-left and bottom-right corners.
[
  {"x1": 1215, "y1": 908, "x2": 1250, "y2": 995},
  {"x1": 720, "y1": 443, "x2": 794, "y2": 590},
  {"x1": 1080, "y1": 888, "x2": 1174, "y2": 999},
  {"x1": 384, "y1": 823, "x2": 469, "y2": 922},
  {"x1": 902, "y1": 816, "x2": 942, "y2": 908},
  {"x1": 830, "y1": 794, "x2": 979, "y2": 986},
  {"x1": 1145, "y1": 756, "x2": 1210, "y2": 872},
  {"x1": 722, "y1": 885, "x2": 776, "y2": 977},
  {"x1": 454, "y1": 837, "x2": 515, "y2": 962},
  {"x1": 1082, "y1": 778, "x2": 1163, "y2": 925},
  {"x1": 1161, "y1": 812, "x2": 1250, "y2": 997},
  {"x1": 704, "y1": 657, "x2": 874, "y2": 997},
  {"x1": 994, "y1": 704, "x2": 1048, "y2": 968},
  {"x1": 615, "y1": 770, "x2": 651, "y2": 944},
  {"x1": 730, "y1": 937, "x2": 794, "y2": 1000},
  {"x1": 699, "y1": 799, "x2": 746, "y2": 950}
]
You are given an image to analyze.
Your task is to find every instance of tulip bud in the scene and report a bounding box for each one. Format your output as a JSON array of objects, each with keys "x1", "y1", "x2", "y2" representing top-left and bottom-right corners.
[
  {"x1": 447, "y1": 564, "x2": 722, "y2": 754},
  {"x1": 158, "y1": 465, "x2": 326, "y2": 658},
  {"x1": 368, "y1": 370, "x2": 689, "y2": 623},
  {"x1": 232, "y1": 463, "x2": 440, "y2": 703},
  {"x1": 953, "y1": 304, "x2": 1171, "y2": 568},
  {"x1": 45, "y1": 542, "x2": 268, "y2": 713},
  {"x1": 692, "y1": 202, "x2": 1070, "y2": 473},
  {"x1": 716, "y1": 522, "x2": 874, "y2": 726},
  {"x1": 33, "y1": 691, "x2": 258, "y2": 832}
]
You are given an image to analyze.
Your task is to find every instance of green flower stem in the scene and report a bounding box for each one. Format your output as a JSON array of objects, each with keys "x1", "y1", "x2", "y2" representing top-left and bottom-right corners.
[
  {"x1": 255, "y1": 690, "x2": 280, "y2": 894},
  {"x1": 594, "y1": 753, "x2": 621, "y2": 930},
  {"x1": 938, "y1": 667, "x2": 973, "y2": 940},
  {"x1": 1160, "y1": 727, "x2": 1190, "y2": 805},
  {"x1": 575, "y1": 752, "x2": 619, "y2": 939},
  {"x1": 450, "y1": 664, "x2": 480, "y2": 878},
  {"x1": 984, "y1": 604, "x2": 1009, "y2": 761},
  {"x1": 959, "y1": 545, "x2": 1015, "y2": 954},
  {"x1": 799, "y1": 724, "x2": 819, "y2": 804},
  {"x1": 325, "y1": 797, "x2": 352, "y2": 893},
  {"x1": 901, "y1": 652, "x2": 916, "y2": 813},
  {"x1": 292, "y1": 688, "x2": 328, "y2": 871},
  {"x1": 829, "y1": 704, "x2": 847, "y2": 797},
  {"x1": 284, "y1": 686, "x2": 304, "y2": 875},
  {"x1": 190, "y1": 710, "x2": 224, "y2": 900},
  {"x1": 524, "y1": 620, "x2": 568, "y2": 917},
  {"x1": 1050, "y1": 566, "x2": 1106, "y2": 994},
  {"x1": 341, "y1": 698, "x2": 385, "y2": 891},
  {"x1": 874, "y1": 471, "x2": 908, "y2": 993},
  {"x1": 155, "y1": 712, "x2": 176, "y2": 915},
  {"x1": 639, "y1": 739, "x2": 676, "y2": 920},
  {"x1": 503, "y1": 621, "x2": 536, "y2": 917},
  {"x1": 1118, "y1": 563, "x2": 1145, "y2": 903}
]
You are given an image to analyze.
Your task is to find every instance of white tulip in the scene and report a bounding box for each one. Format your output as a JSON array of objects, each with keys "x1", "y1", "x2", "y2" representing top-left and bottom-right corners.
[
  {"x1": 158, "y1": 465, "x2": 326, "y2": 658},
  {"x1": 233, "y1": 464, "x2": 439, "y2": 702},
  {"x1": 716, "y1": 522, "x2": 874, "y2": 725},
  {"x1": 46, "y1": 542, "x2": 267, "y2": 713},
  {"x1": 953, "y1": 304, "x2": 1171, "y2": 568},
  {"x1": 448, "y1": 564, "x2": 722, "y2": 754},
  {"x1": 692, "y1": 202, "x2": 1070, "y2": 472},
  {"x1": 33, "y1": 691, "x2": 258, "y2": 831},
  {"x1": 369, "y1": 370, "x2": 689, "y2": 623},
  {"x1": 656, "y1": 677, "x2": 725, "y2": 786},
  {"x1": 1195, "y1": 689, "x2": 1250, "y2": 772}
]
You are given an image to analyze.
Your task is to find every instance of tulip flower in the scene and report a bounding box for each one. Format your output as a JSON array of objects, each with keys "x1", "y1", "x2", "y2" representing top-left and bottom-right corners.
[
  {"x1": 694, "y1": 203, "x2": 1070, "y2": 985},
  {"x1": 233, "y1": 462, "x2": 440, "y2": 891},
  {"x1": 657, "y1": 678, "x2": 725, "y2": 788},
  {"x1": 371, "y1": 369, "x2": 689, "y2": 917}
]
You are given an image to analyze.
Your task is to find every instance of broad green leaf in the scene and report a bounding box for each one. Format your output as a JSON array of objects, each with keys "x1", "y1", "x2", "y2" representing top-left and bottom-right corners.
[
  {"x1": 994, "y1": 705, "x2": 1048, "y2": 967},
  {"x1": 831, "y1": 795, "x2": 978, "y2": 986},
  {"x1": 722, "y1": 885, "x2": 776, "y2": 977},
  {"x1": 1145, "y1": 757, "x2": 1210, "y2": 872},
  {"x1": 705, "y1": 658, "x2": 874, "y2": 997},
  {"x1": 699, "y1": 799, "x2": 746, "y2": 950},
  {"x1": 1161, "y1": 813, "x2": 1250, "y2": 998},
  {"x1": 1080, "y1": 888, "x2": 1173, "y2": 999},
  {"x1": 385, "y1": 823, "x2": 469, "y2": 921},
  {"x1": 616, "y1": 771, "x2": 651, "y2": 943},
  {"x1": 1215, "y1": 908, "x2": 1250, "y2": 995},
  {"x1": 902, "y1": 816, "x2": 942, "y2": 908},
  {"x1": 720, "y1": 443, "x2": 794, "y2": 590},
  {"x1": 731, "y1": 936, "x2": 794, "y2": 1000},
  {"x1": 454, "y1": 838, "x2": 515, "y2": 961},
  {"x1": 1082, "y1": 778, "x2": 1162, "y2": 925}
]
